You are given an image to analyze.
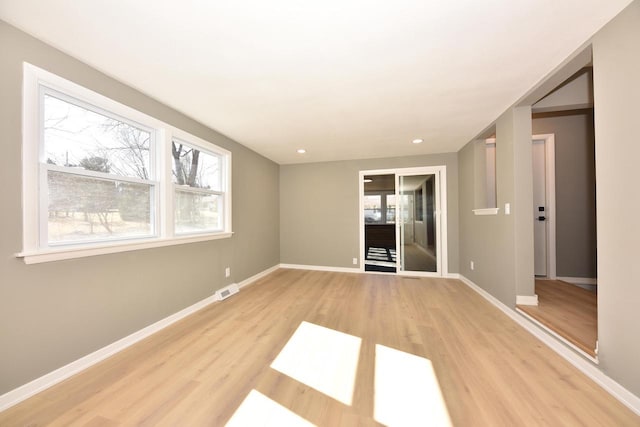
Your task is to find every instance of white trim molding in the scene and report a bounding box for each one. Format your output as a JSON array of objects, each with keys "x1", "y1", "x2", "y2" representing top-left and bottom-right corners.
[
  {"x1": 279, "y1": 263, "x2": 361, "y2": 273},
  {"x1": 278, "y1": 264, "x2": 463, "y2": 279},
  {"x1": 238, "y1": 265, "x2": 280, "y2": 289},
  {"x1": 358, "y1": 165, "x2": 449, "y2": 277},
  {"x1": 0, "y1": 264, "x2": 279, "y2": 412},
  {"x1": 516, "y1": 294, "x2": 539, "y2": 306},
  {"x1": 557, "y1": 276, "x2": 597, "y2": 286},
  {"x1": 532, "y1": 134, "x2": 557, "y2": 279},
  {"x1": 16, "y1": 232, "x2": 234, "y2": 264},
  {"x1": 517, "y1": 308, "x2": 597, "y2": 363},
  {"x1": 20, "y1": 63, "x2": 233, "y2": 264},
  {"x1": 459, "y1": 275, "x2": 640, "y2": 416},
  {"x1": 473, "y1": 208, "x2": 500, "y2": 216}
]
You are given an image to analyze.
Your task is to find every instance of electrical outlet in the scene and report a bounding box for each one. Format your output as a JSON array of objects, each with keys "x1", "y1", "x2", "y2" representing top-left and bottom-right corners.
[
  {"x1": 470, "y1": 261, "x2": 474, "y2": 270},
  {"x1": 225, "y1": 267, "x2": 230, "y2": 278},
  {"x1": 352, "y1": 258, "x2": 358, "y2": 265}
]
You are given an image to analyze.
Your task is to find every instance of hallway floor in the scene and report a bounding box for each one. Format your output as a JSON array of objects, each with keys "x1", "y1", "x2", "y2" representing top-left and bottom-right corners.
[
  {"x1": 402, "y1": 243, "x2": 436, "y2": 272},
  {"x1": 518, "y1": 279, "x2": 597, "y2": 357}
]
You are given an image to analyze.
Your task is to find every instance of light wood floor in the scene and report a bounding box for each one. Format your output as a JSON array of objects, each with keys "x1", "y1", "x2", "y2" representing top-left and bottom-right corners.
[
  {"x1": 518, "y1": 279, "x2": 597, "y2": 357},
  {"x1": 1, "y1": 270, "x2": 637, "y2": 426}
]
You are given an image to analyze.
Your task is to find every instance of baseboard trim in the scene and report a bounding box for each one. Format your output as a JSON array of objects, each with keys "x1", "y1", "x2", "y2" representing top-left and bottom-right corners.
[
  {"x1": 516, "y1": 294, "x2": 539, "y2": 306},
  {"x1": 279, "y1": 263, "x2": 460, "y2": 279},
  {"x1": 279, "y1": 263, "x2": 361, "y2": 273},
  {"x1": 238, "y1": 265, "x2": 280, "y2": 289},
  {"x1": 0, "y1": 264, "x2": 279, "y2": 413},
  {"x1": 458, "y1": 275, "x2": 640, "y2": 416},
  {"x1": 516, "y1": 308, "x2": 597, "y2": 363},
  {"x1": 557, "y1": 276, "x2": 597, "y2": 285}
]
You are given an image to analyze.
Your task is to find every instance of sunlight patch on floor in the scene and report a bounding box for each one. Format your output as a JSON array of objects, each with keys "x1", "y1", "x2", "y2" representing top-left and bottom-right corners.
[
  {"x1": 225, "y1": 390, "x2": 315, "y2": 427},
  {"x1": 271, "y1": 321, "x2": 362, "y2": 405},
  {"x1": 374, "y1": 344, "x2": 452, "y2": 427}
]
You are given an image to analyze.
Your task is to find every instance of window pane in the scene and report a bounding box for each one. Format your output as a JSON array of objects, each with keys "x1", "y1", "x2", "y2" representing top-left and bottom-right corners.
[
  {"x1": 47, "y1": 171, "x2": 153, "y2": 244},
  {"x1": 172, "y1": 142, "x2": 221, "y2": 191},
  {"x1": 415, "y1": 188, "x2": 424, "y2": 221},
  {"x1": 364, "y1": 195, "x2": 382, "y2": 223},
  {"x1": 386, "y1": 194, "x2": 396, "y2": 223},
  {"x1": 44, "y1": 94, "x2": 151, "y2": 179},
  {"x1": 174, "y1": 190, "x2": 221, "y2": 234}
]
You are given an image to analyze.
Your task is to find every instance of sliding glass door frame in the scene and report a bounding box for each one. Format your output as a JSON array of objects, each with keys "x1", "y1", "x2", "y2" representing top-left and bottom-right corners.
[{"x1": 358, "y1": 165, "x2": 448, "y2": 277}]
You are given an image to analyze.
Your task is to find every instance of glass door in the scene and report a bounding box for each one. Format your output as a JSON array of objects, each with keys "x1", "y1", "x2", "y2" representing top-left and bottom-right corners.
[
  {"x1": 363, "y1": 174, "x2": 397, "y2": 273},
  {"x1": 398, "y1": 173, "x2": 439, "y2": 274}
]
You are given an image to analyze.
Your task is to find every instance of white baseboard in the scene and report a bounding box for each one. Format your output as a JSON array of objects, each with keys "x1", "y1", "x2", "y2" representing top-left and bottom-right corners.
[
  {"x1": 516, "y1": 294, "x2": 539, "y2": 306},
  {"x1": 458, "y1": 275, "x2": 640, "y2": 417},
  {"x1": 556, "y1": 276, "x2": 597, "y2": 285},
  {"x1": 0, "y1": 264, "x2": 279, "y2": 413},
  {"x1": 279, "y1": 263, "x2": 361, "y2": 273},
  {"x1": 238, "y1": 265, "x2": 280, "y2": 289},
  {"x1": 279, "y1": 263, "x2": 461, "y2": 279},
  {"x1": 516, "y1": 308, "x2": 597, "y2": 363}
]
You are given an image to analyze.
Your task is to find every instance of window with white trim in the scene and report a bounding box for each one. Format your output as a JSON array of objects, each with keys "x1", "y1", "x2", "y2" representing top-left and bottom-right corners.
[
  {"x1": 172, "y1": 139, "x2": 224, "y2": 234},
  {"x1": 20, "y1": 63, "x2": 232, "y2": 263}
]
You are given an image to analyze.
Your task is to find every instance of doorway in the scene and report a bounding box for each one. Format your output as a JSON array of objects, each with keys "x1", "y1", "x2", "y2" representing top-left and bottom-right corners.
[
  {"x1": 362, "y1": 174, "x2": 397, "y2": 273},
  {"x1": 520, "y1": 129, "x2": 598, "y2": 359},
  {"x1": 520, "y1": 79, "x2": 599, "y2": 358},
  {"x1": 359, "y1": 166, "x2": 447, "y2": 277}
]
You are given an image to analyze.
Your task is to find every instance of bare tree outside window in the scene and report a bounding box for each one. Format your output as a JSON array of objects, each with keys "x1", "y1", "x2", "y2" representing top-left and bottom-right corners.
[
  {"x1": 172, "y1": 142, "x2": 200, "y2": 187},
  {"x1": 171, "y1": 140, "x2": 222, "y2": 233},
  {"x1": 44, "y1": 94, "x2": 153, "y2": 242}
]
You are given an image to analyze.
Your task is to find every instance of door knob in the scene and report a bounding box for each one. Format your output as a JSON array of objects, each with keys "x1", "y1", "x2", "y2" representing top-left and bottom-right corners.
[{"x1": 538, "y1": 216, "x2": 546, "y2": 221}]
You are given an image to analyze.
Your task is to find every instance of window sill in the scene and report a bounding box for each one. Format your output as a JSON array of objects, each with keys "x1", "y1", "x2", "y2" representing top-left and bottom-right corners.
[
  {"x1": 473, "y1": 208, "x2": 500, "y2": 216},
  {"x1": 16, "y1": 232, "x2": 233, "y2": 265}
]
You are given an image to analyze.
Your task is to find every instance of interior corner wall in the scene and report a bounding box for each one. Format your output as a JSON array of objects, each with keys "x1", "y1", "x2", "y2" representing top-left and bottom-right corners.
[
  {"x1": 532, "y1": 111, "x2": 597, "y2": 279},
  {"x1": 0, "y1": 21, "x2": 280, "y2": 395},
  {"x1": 279, "y1": 153, "x2": 459, "y2": 273},
  {"x1": 459, "y1": 0, "x2": 640, "y2": 399},
  {"x1": 459, "y1": 110, "x2": 515, "y2": 305},
  {"x1": 512, "y1": 107, "x2": 535, "y2": 298},
  {"x1": 458, "y1": 105, "x2": 534, "y2": 306},
  {"x1": 591, "y1": 0, "x2": 640, "y2": 397}
]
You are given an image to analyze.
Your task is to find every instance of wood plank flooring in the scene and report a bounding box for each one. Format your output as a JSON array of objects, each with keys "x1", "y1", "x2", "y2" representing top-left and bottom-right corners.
[
  {"x1": 1, "y1": 269, "x2": 636, "y2": 426},
  {"x1": 518, "y1": 279, "x2": 597, "y2": 356}
]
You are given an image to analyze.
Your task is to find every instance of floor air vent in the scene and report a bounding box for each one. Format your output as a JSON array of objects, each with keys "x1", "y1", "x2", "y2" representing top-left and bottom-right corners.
[{"x1": 215, "y1": 283, "x2": 239, "y2": 301}]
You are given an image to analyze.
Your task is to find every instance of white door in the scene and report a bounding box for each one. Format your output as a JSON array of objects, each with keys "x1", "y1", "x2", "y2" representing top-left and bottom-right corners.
[{"x1": 532, "y1": 140, "x2": 547, "y2": 276}]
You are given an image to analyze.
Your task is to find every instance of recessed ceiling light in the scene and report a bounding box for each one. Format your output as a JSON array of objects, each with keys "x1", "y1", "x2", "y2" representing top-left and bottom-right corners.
[
  {"x1": 364, "y1": 178, "x2": 373, "y2": 183},
  {"x1": 297, "y1": 149, "x2": 306, "y2": 154},
  {"x1": 412, "y1": 138, "x2": 423, "y2": 144}
]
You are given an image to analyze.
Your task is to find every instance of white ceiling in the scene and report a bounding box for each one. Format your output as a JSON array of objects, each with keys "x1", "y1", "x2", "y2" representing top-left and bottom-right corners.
[{"x1": 0, "y1": 1, "x2": 631, "y2": 164}]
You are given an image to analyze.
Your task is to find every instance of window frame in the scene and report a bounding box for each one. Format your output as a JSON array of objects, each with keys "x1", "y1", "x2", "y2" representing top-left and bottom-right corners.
[
  {"x1": 171, "y1": 137, "x2": 227, "y2": 236},
  {"x1": 18, "y1": 63, "x2": 232, "y2": 264},
  {"x1": 40, "y1": 87, "x2": 160, "y2": 247},
  {"x1": 364, "y1": 190, "x2": 396, "y2": 225}
]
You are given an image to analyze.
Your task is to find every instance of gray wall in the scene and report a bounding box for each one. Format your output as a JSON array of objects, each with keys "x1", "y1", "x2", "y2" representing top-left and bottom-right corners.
[
  {"x1": 280, "y1": 153, "x2": 459, "y2": 273},
  {"x1": 532, "y1": 111, "x2": 597, "y2": 278},
  {"x1": 0, "y1": 21, "x2": 280, "y2": 395},
  {"x1": 592, "y1": 0, "x2": 640, "y2": 397},
  {"x1": 458, "y1": 107, "x2": 534, "y2": 306},
  {"x1": 459, "y1": 0, "x2": 640, "y2": 398}
]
